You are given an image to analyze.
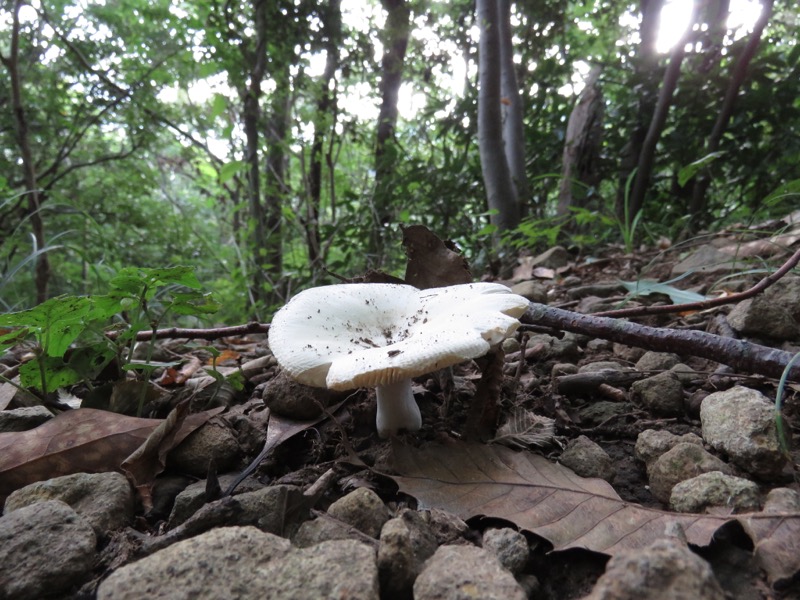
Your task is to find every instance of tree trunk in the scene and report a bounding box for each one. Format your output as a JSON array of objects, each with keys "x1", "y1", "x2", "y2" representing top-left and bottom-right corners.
[
  {"x1": 242, "y1": 0, "x2": 269, "y2": 309},
  {"x1": 263, "y1": 56, "x2": 291, "y2": 299},
  {"x1": 307, "y1": 0, "x2": 341, "y2": 272},
  {"x1": 688, "y1": 0, "x2": 773, "y2": 228},
  {"x1": 477, "y1": 0, "x2": 519, "y2": 231},
  {"x1": 499, "y1": 0, "x2": 529, "y2": 217},
  {"x1": 370, "y1": 0, "x2": 410, "y2": 267},
  {"x1": 557, "y1": 66, "x2": 603, "y2": 220},
  {"x1": 1, "y1": 0, "x2": 50, "y2": 304},
  {"x1": 627, "y1": 3, "x2": 698, "y2": 223},
  {"x1": 615, "y1": 0, "x2": 663, "y2": 223}
]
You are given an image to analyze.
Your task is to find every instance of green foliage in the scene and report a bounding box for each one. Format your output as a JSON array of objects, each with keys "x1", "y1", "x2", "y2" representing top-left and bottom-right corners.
[
  {"x1": 677, "y1": 152, "x2": 726, "y2": 187},
  {"x1": 0, "y1": 267, "x2": 218, "y2": 398},
  {"x1": 618, "y1": 170, "x2": 643, "y2": 254},
  {"x1": 0, "y1": 0, "x2": 797, "y2": 311},
  {"x1": 774, "y1": 351, "x2": 800, "y2": 457}
]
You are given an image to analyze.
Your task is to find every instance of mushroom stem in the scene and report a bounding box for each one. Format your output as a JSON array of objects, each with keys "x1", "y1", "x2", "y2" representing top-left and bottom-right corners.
[{"x1": 375, "y1": 379, "x2": 422, "y2": 438}]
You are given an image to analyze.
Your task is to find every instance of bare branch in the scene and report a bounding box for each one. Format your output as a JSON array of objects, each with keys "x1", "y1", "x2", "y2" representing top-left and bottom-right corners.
[{"x1": 595, "y1": 244, "x2": 800, "y2": 319}]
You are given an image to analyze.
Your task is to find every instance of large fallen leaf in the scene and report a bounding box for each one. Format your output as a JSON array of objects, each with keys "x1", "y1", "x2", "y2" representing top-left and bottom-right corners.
[
  {"x1": 619, "y1": 279, "x2": 708, "y2": 305},
  {"x1": 0, "y1": 407, "x2": 219, "y2": 502},
  {"x1": 122, "y1": 403, "x2": 225, "y2": 511},
  {"x1": 402, "y1": 224, "x2": 472, "y2": 289},
  {"x1": 224, "y1": 399, "x2": 348, "y2": 496},
  {"x1": 388, "y1": 439, "x2": 800, "y2": 580}
]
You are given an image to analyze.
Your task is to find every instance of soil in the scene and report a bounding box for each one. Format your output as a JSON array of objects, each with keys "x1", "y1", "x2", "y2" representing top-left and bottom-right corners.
[{"x1": 3, "y1": 232, "x2": 800, "y2": 599}]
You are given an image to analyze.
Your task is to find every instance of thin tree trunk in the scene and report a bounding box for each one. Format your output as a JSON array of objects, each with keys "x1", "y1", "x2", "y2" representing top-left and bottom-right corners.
[
  {"x1": 615, "y1": 0, "x2": 663, "y2": 223},
  {"x1": 242, "y1": 0, "x2": 268, "y2": 308},
  {"x1": 263, "y1": 58, "x2": 291, "y2": 297},
  {"x1": 688, "y1": 0, "x2": 773, "y2": 227},
  {"x1": 477, "y1": 0, "x2": 519, "y2": 231},
  {"x1": 499, "y1": 0, "x2": 529, "y2": 217},
  {"x1": 627, "y1": 3, "x2": 698, "y2": 222},
  {"x1": 1, "y1": 0, "x2": 50, "y2": 304},
  {"x1": 557, "y1": 66, "x2": 603, "y2": 220},
  {"x1": 370, "y1": 0, "x2": 410, "y2": 266},
  {"x1": 307, "y1": 0, "x2": 341, "y2": 271}
]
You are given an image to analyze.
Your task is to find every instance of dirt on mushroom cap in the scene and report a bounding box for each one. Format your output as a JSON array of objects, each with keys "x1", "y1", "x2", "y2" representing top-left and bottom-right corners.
[{"x1": 268, "y1": 282, "x2": 529, "y2": 390}]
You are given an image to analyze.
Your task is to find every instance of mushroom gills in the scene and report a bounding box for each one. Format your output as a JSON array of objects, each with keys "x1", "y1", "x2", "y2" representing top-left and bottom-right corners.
[{"x1": 375, "y1": 379, "x2": 421, "y2": 438}]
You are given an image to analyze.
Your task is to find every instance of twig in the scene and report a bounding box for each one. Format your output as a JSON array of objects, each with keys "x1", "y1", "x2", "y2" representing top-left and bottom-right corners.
[
  {"x1": 595, "y1": 245, "x2": 800, "y2": 319},
  {"x1": 106, "y1": 322, "x2": 268, "y2": 342},
  {"x1": 509, "y1": 333, "x2": 528, "y2": 396},
  {"x1": 524, "y1": 303, "x2": 800, "y2": 381}
]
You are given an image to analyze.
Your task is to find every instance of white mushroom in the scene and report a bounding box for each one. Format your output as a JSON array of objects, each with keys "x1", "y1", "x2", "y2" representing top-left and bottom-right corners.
[{"x1": 267, "y1": 282, "x2": 529, "y2": 438}]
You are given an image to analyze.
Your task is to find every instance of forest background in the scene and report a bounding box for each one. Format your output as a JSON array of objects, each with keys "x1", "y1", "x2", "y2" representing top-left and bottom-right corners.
[{"x1": 1, "y1": 0, "x2": 798, "y2": 323}]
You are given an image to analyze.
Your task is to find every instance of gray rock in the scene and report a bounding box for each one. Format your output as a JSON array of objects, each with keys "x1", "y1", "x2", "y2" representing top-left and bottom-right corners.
[
  {"x1": 613, "y1": 344, "x2": 646, "y2": 364},
  {"x1": 327, "y1": 487, "x2": 391, "y2": 539},
  {"x1": 670, "y1": 471, "x2": 761, "y2": 513},
  {"x1": 237, "y1": 485, "x2": 305, "y2": 536},
  {"x1": 700, "y1": 386, "x2": 787, "y2": 478},
  {"x1": 554, "y1": 333, "x2": 582, "y2": 361},
  {"x1": 419, "y1": 508, "x2": 471, "y2": 545},
  {"x1": 501, "y1": 337, "x2": 521, "y2": 353},
  {"x1": 527, "y1": 332, "x2": 581, "y2": 362},
  {"x1": 378, "y1": 509, "x2": 437, "y2": 598},
  {"x1": 262, "y1": 370, "x2": 334, "y2": 419},
  {"x1": 5, "y1": 471, "x2": 133, "y2": 538},
  {"x1": 632, "y1": 371, "x2": 685, "y2": 417},
  {"x1": 671, "y1": 244, "x2": 744, "y2": 276},
  {"x1": 259, "y1": 539, "x2": 378, "y2": 600},
  {"x1": 669, "y1": 363, "x2": 698, "y2": 384},
  {"x1": 531, "y1": 245, "x2": 569, "y2": 269},
  {"x1": 0, "y1": 500, "x2": 97, "y2": 599},
  {"x1": 647, "y1": 442, "x2": 732, "y2": 504},
  {"x1": 577, "y1": 296, "x2": 618, "y2": 314},
  {"x1": 578, "y1": 361, "x2": 630, "y2": 373},
  {"x1": 551, "y1": 362, "x2": 578, "y2": 377},
  {"x1": 559, "y1": 435, "x2": 615, "y2": 482},
  {"x1": 168, "y1": 474, "x2": 262, "y2": 526},
  {"x1": 169, "y1": 418, "x2": 242, "y2": 477},
  {"x1": 413, "y1": 544, "x2": 526, "y2": 600},
  {"x1": 762, "y1": 487, "x2": 800, "y2": 514},
  {"x1": 510, "y1": 280, "x2": 547, "y2": 304},
  {"x1": 293, "y1": 512, "x2": 370, "y2": 548},
  {"x1": 584, "y1": 537, "x2": 725, "y2": 599},
  {"x1": 481, "y1": 527, "x2": 529, "y2": 575},
  {"x1": 727, "y1": 276, "x2": 800, "y2": 340},
  {"x1": 0, "y1": 405, "x2": 53, "y2": 432},
  {"x1": 586, "y1": 338, "x2": 612, "y2": 352},
  {"x1": 97, "y1": 526, "x2": 292, "y2": 600},
  {"x1": 566, "y1": 283, "x2": 627, "y2": 299},
  {"x1": 579, "y1": 401, "x2": 635, "y2": 426},
  {"x1": 635, "y1": 352, "x2": 681, "y2": 372},
  {"x1": 634, "y1": 429, "x2": 703, "y2": 466}
]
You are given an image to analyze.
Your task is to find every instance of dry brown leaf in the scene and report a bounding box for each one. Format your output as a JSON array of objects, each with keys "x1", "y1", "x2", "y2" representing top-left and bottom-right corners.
[
  {"x1": 532, "y1": 266, "x2": 555, "y2": 279},
  {"x1": 0, "y1": 407, "x2": 223, "y2": 503},
  {"x1": 121, "y1": 403, "x2": 225, "y2": 511},
  {"x1": 0, "y1": 379, "x2": 17, "y2": 411},
  {"x1": 224, "y1": 399, "x2": 349, "y2": 496},
  {"x1": 158, "y1": 356, "x2": 202, "y2": 386},
  {"x1": 388, "y1": 439, "x2": 800, "y2": 581},
  {"x1": 0, "y1": 408, "x2": 159, "y2": 502},
  {"x1": 402, "y1": 225, "x2": 471, "y2": 289},
  {"x1": 206, "y1": 349, "x2": 240, "y2": 366}
]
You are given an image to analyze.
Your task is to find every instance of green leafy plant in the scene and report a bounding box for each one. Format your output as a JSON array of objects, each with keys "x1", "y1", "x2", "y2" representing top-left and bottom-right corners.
[
  {"x1": 617, "y1": 169, "x2": 643, "y2": 254},
  {"x1": 0, "y1": 267, "x2": 219, "y2": 413}
]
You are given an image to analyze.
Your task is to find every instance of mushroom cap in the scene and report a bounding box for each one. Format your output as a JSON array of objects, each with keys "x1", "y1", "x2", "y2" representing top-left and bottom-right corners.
[{"x1": 268, "y1": 282, "x2": 529, "y2": 391}]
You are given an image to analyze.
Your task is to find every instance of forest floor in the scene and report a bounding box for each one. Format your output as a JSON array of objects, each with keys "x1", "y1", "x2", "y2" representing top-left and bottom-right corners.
[{"x1": 2, "y1": 221, "x2": 800, "y2": 599}]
